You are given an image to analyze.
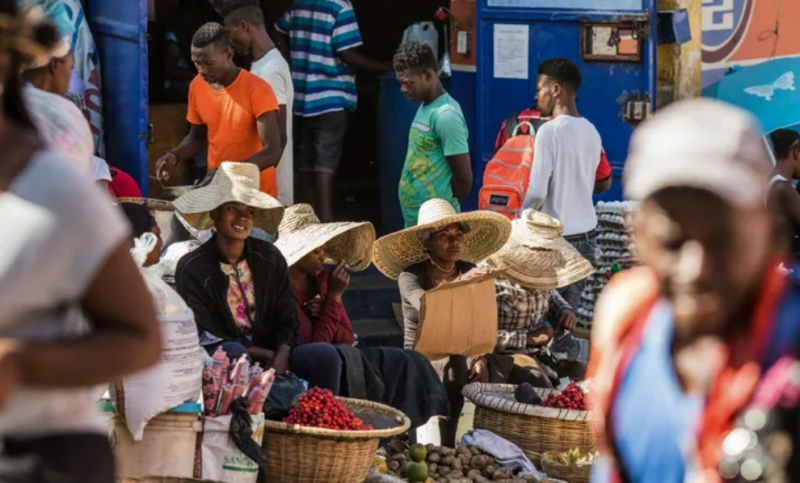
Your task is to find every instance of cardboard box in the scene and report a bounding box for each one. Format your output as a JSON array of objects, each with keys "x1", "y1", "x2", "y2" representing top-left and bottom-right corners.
[{"x1": 414, "y1": 272, "x2": 500, "y2": 360}]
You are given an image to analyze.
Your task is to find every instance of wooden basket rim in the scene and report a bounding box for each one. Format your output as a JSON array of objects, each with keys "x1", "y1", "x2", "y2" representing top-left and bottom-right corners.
[
  {"x1": 263, "y1": 397, "x2": 411, "y2": 440},
  {"x1": 463, "y1": 383, "x2": 598, "y2": 422},
  {"x1": 115, "y1": 197, "x2": 175, "y2": 212}
]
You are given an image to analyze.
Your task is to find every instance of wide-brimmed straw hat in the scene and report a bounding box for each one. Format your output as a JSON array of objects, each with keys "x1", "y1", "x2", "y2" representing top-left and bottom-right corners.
[
  {"x1": 372, "y1": 199, "x2": 511, "y2": 280},
  {"x1": 485, "y1": 209, "x2": 594, "y2": 290},
  {"x1": 275, "y1": 204, "x2": 376, "y2": 271},
  {"x1": 173, "y1": 162, "x2": 284, "y2": 234}
]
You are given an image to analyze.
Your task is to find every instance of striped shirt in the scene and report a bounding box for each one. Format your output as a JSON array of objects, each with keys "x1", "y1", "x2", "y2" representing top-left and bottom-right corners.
[{"x1": 276, "y1": 0, "x2": 363, "y2": 117}]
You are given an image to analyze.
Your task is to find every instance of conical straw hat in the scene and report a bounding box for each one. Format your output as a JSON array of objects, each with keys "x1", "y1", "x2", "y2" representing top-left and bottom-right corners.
[
  {"x1": 485, "y1": 209, "x2": 594, "y2": 290},
  {"x1": 372, "y1": 199, "x2": 511, "y2": 280},
  {"x1": 173, "y1": 162, "x2": 284, "y2": 234},
  {"x1": 275, "y1": 204, "x2": 376, "y2": 271}
]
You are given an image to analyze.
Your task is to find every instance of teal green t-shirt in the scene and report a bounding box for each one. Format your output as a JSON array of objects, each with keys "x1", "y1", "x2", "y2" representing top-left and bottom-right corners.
[{"x1": 399, "y1": 93, "x2": 469, "y2": 227}]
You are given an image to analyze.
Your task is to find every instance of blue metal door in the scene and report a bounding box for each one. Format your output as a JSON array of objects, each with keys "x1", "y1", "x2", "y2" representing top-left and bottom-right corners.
[
  {"x1": 86, "y1": 0, "x2": 149, "y2": 194},
  {"x1": 475, "y1": 0, "x2": 657, "y2": 202}
]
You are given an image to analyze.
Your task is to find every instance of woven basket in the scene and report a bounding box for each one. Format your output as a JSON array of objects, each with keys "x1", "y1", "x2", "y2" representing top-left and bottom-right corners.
[
  {"x1": 463, "y1": 383, "x2": 596, "y2": 463},
  {"x1": 541, "y1": 452, "x2": 592, "y2": 483},
  {"x1": 262, "y1": 398, "x2": 410, "y2": 483}
]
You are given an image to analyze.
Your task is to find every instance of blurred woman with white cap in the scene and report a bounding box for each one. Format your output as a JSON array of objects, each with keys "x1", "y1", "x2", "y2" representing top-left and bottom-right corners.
[{"x1": 589, "y1": 99, "x2": 800, "y2": 483}]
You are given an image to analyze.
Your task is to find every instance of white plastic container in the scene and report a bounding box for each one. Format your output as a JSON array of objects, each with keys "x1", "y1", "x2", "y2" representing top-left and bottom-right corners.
[{"x1": 402, "y1": 22, "x2": 439, "y2": 63}]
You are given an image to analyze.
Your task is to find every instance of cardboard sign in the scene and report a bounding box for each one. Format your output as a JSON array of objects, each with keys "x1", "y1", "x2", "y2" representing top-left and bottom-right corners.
[{"x1": 415, "y1": 272, "x2": 500, "y2": 360}]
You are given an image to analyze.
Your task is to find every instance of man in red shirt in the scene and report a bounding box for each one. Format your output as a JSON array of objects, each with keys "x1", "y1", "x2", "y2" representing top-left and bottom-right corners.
[{"x1": 495, "y1": 108, "x2": 613, "y2": 193}]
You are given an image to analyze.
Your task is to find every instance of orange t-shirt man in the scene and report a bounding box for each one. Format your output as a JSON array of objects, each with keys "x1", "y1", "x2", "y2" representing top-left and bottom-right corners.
[{"x1": 187, "y1": 69, "x2": 279, "y2": 196}]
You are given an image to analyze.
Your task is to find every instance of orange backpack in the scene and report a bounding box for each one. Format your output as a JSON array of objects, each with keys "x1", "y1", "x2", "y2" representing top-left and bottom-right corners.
[{"x1": 479, "y1": 114, "x2": 547, "y2": 220}]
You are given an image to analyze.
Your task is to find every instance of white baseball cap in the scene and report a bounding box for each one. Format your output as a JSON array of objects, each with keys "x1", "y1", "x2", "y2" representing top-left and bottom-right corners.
[{"x1": 624, "y1": 98, "x2": 771, "y2": 208}]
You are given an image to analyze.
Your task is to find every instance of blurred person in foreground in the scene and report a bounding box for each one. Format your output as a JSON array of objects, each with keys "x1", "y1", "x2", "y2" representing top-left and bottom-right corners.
[
  {"x1": 589, "y1": 99, "x2": 800, "y2": 482},
  {"x1": 0, "y1": 2, "x2": 161, "y2": 481}
]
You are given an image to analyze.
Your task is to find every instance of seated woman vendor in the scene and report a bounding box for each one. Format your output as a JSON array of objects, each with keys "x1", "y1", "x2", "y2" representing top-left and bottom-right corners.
[
  {"x1": 274, "y1": 204, "x2": 375, "y2": 345},
  {"x1": 373, "y1": 198, "x2": 532, "y2": 446},
  {"x1": 174, "y1": 162, "x2": 342, "y2": 393},
  {"x1": 277, "y1": 204, "x2": 450, "y2": 430},
  {"x1": 484, "y1": 209, "x2": 594, "y2": 383}
]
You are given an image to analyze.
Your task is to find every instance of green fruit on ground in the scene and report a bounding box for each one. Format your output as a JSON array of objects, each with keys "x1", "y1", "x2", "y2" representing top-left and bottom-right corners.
[
  {"x1": 400, "y1": 461, "x2": 413, "y2": 478},
  {"x1": 407, "y1": 462, "x2": 428, "y2": 483},
  {"x1": 409, "y1": 444, "x2": 428, "y2": 462}
]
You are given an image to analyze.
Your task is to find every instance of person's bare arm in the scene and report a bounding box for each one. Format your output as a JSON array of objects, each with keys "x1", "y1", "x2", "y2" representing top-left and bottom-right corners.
[
  {"x1": 446, "y1": 153, "x2": 473, "y2": 201},
  {"x1": 338, "y1": 48, "x2": 392, "y2": 73},
  {"x1": 155, "y1": 124, "x2": 208, "y2": 180},
  {"x1": 594, "y1": 175, "x2": 612, "y2": 195},
  {"x1": 778, "y1": 182, "x2": 800, "y2": 227},
  {"x1": 15, "y1": 243, "x2": 161, "y2": 388},
  {"x1": 277, "y1": 105, "x2": 288, "y2": 150},
  {"x1": 243, "y1": 111, "x2": 283, "y2": 171}
]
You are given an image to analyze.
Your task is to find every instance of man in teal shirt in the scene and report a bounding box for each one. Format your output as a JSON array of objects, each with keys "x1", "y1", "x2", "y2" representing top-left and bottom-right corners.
[{"x1": 394, "y1": 41, "x2": 473, "y2": 227}]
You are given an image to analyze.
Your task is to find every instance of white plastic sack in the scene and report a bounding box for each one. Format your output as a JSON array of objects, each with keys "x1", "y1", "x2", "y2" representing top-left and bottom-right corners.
[
  {"x1": 402, "y1": 22, "x2": 439, "y2": 63},
  {"x1": 200, "y1": 414, "x2": 265, "y2": 483},
  {"x1": 159, "y1": 239, "x2": 202, "y2": 283},
  {"x1": 113, "y1": 233, "x2": 203, "y2": 440}
]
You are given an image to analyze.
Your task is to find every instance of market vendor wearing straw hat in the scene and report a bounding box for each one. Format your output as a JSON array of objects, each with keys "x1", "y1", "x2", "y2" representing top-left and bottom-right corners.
[
  {"x1": 174, "y1": 162, "x2": 343, "y2": 393},
  {"x1": 275, "y1": 203, "x2": 375, "y2": 345},
  {"x1": 276, "y1": 205, "x2": 451, "y2": 428},
  {"x1": 484, "y1": 209, "x2": 594, "y2": 382},
  {"x1": 373, "y1": 198, "x2": 512, "y2": 446}
]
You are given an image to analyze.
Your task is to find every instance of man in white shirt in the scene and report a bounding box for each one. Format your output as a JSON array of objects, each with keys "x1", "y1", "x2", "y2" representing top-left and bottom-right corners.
[
  {"x1": 522, "y1": 58, "x2": 606, "y2": 309},
  {"x1": 223, "y1": 0, "x2": 294, "y2": 206}
]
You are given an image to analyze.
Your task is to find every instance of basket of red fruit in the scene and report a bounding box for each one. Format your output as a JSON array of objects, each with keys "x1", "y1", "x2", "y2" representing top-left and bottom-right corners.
[
  {"x1": 262, "y1": 387, "x2": 411, "y2": 483},
  {"x1": 462, "y1": 382, "x2": 596, "y2": 463}
]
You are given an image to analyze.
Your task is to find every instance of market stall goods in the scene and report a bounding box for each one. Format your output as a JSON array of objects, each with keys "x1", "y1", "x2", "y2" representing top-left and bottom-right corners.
[
  {"x1": 202, "y1": 347, "x2": 276, "y2": 417},
  {"x1": 540, "y1": 448, "x2": 596, "y2": 483},
  {"x1": 263, "y1": 397, "x2": 410, "y2": 483},
  {"x1": 383, "y1": 443, "x2": 542, "y2": 483},
  {"x1": 284, "y1": 387, "x2": 374, "y2": 430},
  {"x1": 539, "y1": 383, "x2": 587, "y2": 411},
  {"x1": 462, "y1": 384, "x2": 596, "y2": 463}
]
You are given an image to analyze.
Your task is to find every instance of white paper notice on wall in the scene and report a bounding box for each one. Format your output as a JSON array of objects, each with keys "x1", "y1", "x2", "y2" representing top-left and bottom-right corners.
[{"x1": 494, "y1": 24, "x2": 529, "y2": 80}]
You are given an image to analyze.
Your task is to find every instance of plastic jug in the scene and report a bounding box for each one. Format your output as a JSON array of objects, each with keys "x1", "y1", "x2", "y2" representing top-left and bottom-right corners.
[{"x1": 402, "y1": 22, "x2": 439, "y2": 64}]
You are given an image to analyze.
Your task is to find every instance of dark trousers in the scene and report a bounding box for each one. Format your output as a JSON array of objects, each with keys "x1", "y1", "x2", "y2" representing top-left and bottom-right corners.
[
  {"x1": 559, "y1": 235, "x2": 597, "y2": 309},
  {"x1": 0, "y1": 434, "x2": 115, "y2": 483},
  {"x1": 206, "y1": 341, "x2": 342, "y2": 395}
]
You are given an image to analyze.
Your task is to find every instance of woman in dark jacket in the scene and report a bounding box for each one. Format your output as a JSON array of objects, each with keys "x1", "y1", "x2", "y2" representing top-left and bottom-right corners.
[{"x1": 175, "y1": 162, "x2": 342, "y2": 393}]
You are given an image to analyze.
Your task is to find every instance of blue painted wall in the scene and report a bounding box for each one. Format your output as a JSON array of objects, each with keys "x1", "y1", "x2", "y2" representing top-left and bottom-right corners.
[{"x1": 86, "y1": 0, "x2": 149, "y2": 195}]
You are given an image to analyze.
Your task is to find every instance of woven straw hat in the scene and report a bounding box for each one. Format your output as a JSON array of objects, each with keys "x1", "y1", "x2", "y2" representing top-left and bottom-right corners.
[
  {"x1": 275, "y1": 204, "x2": 376, "y2": 271},
  {"x1": 173, "y1": 162, "x2": 284, "y2": 234},
  {"x1": 485, "y1": 209, "x2": 594, "y2": 290},
  {"x1": 372, "y1": 199, "x2": 511, "y2": 280}
]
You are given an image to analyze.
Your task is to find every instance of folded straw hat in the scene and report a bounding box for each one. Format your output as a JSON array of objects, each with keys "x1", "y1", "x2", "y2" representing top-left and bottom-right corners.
[
  {"x1": 372, "y1": 198, "x2": 511, "y2": 280},
  {"x1": 173, "y1": 162, "x2": 284, "y2": 234},
  {"x1": 275, "y1": 204, "x2": 376, "y2": 271},
  {"x1": 485, "y1": 209, "x2": 594, "y2": 290}
]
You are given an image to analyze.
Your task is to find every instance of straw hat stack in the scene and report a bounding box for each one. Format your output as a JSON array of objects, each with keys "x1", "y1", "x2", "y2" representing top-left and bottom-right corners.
[
  {"x1": 485, "y1": 209, "x2": 594, "y2": 290},
  {"x1": 275, "y1": 204, "x2": 375, "y2": 271},
  {"x1": 372, "y1": 199, "x2": 512, "y2": 279}
]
